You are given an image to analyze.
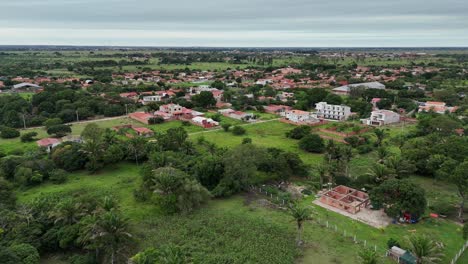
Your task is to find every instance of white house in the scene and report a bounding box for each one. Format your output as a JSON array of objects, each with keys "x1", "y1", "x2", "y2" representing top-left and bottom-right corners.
[
  {"x1": 284, "y1": 110, "x2": 319, "y2": 124},
  {"x1": 315, "y1": 102, "x2": 351, "y2": 120},
  {"x1": 142, "y1": 95, "x2": 163, "y2": 105},
  {"x1": 361, "y1": 110, "x2": 400, "y2": 126}
]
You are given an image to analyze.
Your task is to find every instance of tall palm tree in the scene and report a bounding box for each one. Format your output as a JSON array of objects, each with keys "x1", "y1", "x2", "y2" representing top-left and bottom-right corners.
[
  {"x1": 358, "y1": 247, "x2": 379, "y2": 264},
  {"x1": 93, "y1": 211, "x2": 133, "y2": 264},
  {"x1": 376, "y1": 147, "x2": 389, "y2": 164},
  {"x1": 406, "y1": 235, "x2": 444, "y2": 264},
  {"x1": 289, "y1": 203, "x2": 313, "y2": 246},
  {"x1": 373, "y1": 128, "x2": 387, "y2": 147}
]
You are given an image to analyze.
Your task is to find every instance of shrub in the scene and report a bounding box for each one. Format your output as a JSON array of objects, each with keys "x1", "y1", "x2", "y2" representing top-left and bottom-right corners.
[
  {"x1": 242, "y1": 138, "x2": 252, "y2": 144},
  {"x1": 298, "y1": 134, "x2": 324, "y2": 153},
  {"x1": 43, "y1": 118, "x2": 63, "y2": 129},
  {"x1": 357, "y1": 144, "x2": 373, "y2": 154},
  {"x1": 387, "y1": 238, "x2": 400, "y2": 249},
  {"x1": 0, "y1": 127, "x2": 20, "y2": 139},
  {"x1": 285, "y1": 125, "x2": 310, "y2": 139},
  {"x1": 148, "y1": 116, "x2": 164, "y2": 124},
  {"x1": 20, "y1": 132, "x2": 38, "y2": 142},
  {"x1": 428, "y1": 199, "x2": 452, "y2": 216},
  {"x1": 47, "y1": 124, "x2": 71, "y2": 137},
  {"x1": 49, "y1": 169, "x2": 67, "y2": 184},
  {"x1": 232, "y1": 126, "x2": 246, "y2": 135},
  {"x1": 221, "y1": 123, "x2": 231, "y2": 132}
]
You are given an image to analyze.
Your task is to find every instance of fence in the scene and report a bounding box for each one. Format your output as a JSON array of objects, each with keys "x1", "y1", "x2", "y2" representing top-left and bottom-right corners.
[
  {"x1": 250, "y1": 186, "x2": 382, "y2": 253},
  {"x1": 451, "y1": 241, "x2": 468, "y2": 264},
  {"x1": 253, "y1": 185, "x2": 468, "y2": 264}
]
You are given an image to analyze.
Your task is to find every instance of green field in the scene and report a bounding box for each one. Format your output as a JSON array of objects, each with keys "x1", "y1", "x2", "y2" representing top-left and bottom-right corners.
[{"x1": 17, "y1": 161, "x2": 465, "y2": 264}]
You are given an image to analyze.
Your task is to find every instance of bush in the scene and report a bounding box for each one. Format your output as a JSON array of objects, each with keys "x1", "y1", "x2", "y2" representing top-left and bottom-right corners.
[
  {"x1": 357, "y1": 144, "x2": 373, "y2": 154},
  {"x1": 20, "y1": 132, "x2": 38, "y2": 142},
  {"x1": 43, "y1": 118, "x2": 63, "y2": 129},
  {"x1": 242, "y1": 138, "x2": 252, "y2": 144},
  {"x1": 148, "y1": 116, "x2": 164, "y2": 124},
  {"x1": 47, "y1": 124, "x2": 71, "y2": 137},
  {"x1": 387, "y1": 238, "x2": 400, "y2": 249},
  {"x1": 286, "y1": 125, "x2": 310, "y2": 139},
  {"x1": 231, "y1": 126, "x2": 246, "y2": 135},
  {"x1": 49, "y1": 169, "x2": 67, "y2": 184},
  {"x1": 0, "y1": 127, "x2": 20, "y2": 139},
  {"x1": 428, "y1": 199, "x2": 452, "y2": 216},
  {"x1": 221, "y1": 123, "x2": 231, "y2": 132},
  {"x1": 298, "y1": 134, "x2": 324, "y2": 153}
]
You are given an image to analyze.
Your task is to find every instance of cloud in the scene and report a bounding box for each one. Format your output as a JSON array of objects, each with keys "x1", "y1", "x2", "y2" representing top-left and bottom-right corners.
[{"x1": 0, "y1": 0, "x2": 467, "y2": 46}]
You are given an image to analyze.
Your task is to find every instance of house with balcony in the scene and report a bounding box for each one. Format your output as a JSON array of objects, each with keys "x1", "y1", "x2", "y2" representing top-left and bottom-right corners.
[{"x1": 315, "y1": 102, "x2": 351, "y2": 120}]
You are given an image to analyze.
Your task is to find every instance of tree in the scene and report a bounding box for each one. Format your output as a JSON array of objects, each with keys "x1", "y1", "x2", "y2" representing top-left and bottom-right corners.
[
  {"x1": 286, "y1": 125, "x2": 311, "y2": 139},
  {"x1": 373, "y1": 128, "x2": 387, "y2": 147},
  {"x1": 4, "y1": 243, "x2": 40, "y2": 264},
  {"x1": 358, "y1": 247, "x2": 379, "y2": 264},
  {"x1": 231, "y1": 126, "x2": 246, "y2": 135},
  {"x1": 289, "y1": 203, "x2": 313, "y2": 246},
  {"x1": 221, "y1": 123, "x2": 231, "y2": 132},
  {"x1": 0, "y1": 177, "x2": 16, "y2": 209},
  {"x1": 145, "y1": 167, "x2": 211, "y2": 213},
  {"x1": 47, "y1": 124, "x2": 71, "y2": 137},
  {"x1": 405, "y1": 235, "x2": 443, "y2": 264},
  {"x1": 370, "y1": 179, "x2": 426, "y2": 219},
  {"x1": 157, "y1": 127, "x2": 188, "y2": 151},
  {"x1": 449, "y1": 161, "x2": 468, "y2": 222},
  {"x1": 51, "y1": 142, "x2": 88, "y2": 171},
  {"x1": 81, "y1": 123, "x2": 104, "y2": 172},
  {"x1": 191, "y1": 91, "x2": 216, "y2": 108},
  {"x1": 49, "y1": 169, "x2": 67, "y2": 184},
  {"x1": 43, "y1": 118, "x2": 62, "y2": 129},
  {"x1": 92, "y1": 211, "x2": 133, "y2": 264},
  {"x1": 366, "y1": 163, "x2": 394, "y2": 183},
  {"x1": 213, "y1": 144, "x2": 268, "y2": 196},
  {"x1": 20, "y1": 132, "x2": 38, "y2": 142},
  {"x1": 299, "y1": 134, "x2": 324, "y2": 153}
]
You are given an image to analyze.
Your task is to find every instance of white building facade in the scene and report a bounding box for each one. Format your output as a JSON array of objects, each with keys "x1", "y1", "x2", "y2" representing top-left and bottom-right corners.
[
  {"x1": 362, "y1": 110, "x2": 400, "y2": 126},
  {"x1": 315, "y1": 102, "x2": 351, "y2": 120}
]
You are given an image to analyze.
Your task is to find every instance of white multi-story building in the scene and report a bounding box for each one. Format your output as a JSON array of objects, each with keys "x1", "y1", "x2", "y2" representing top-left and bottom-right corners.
[
  {"x1": 362, "y1": 110, "x2": 400, "y2": 126},
  {"x1": 315, "y1": 102, "x2": 351, "y2": 120}
]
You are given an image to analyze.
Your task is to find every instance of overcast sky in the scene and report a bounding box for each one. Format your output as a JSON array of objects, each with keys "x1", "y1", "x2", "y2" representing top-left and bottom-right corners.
[{"x1": 1, "y1": 0, "x2": 467, "y2": 47}]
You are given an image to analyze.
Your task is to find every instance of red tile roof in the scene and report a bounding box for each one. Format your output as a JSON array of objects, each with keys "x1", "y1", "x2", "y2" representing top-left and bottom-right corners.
[{"x1": 36, "y1": 138, "x2": 61, "y2": 147}]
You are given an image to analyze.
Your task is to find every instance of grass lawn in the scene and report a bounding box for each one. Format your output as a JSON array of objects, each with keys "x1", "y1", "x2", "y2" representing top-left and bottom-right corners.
[
  {"x1": 18, "y1": 162, "x2": 464, "y2": 264},
  {"x1": 190, "y1": 120, "x2": 323, "y2": 166}
]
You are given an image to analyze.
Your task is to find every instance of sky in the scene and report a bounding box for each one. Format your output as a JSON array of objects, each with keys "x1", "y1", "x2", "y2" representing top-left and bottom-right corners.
[{"x1": 1, "y1": 0, "x2": 467, "y2": 47}]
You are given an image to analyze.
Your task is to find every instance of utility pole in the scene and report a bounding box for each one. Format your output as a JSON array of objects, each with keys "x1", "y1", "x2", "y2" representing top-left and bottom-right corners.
[
  {"x1": 76, "y1": 110, "x2": 79, "y2": 122},
  {"x1": 125, "y1": 104, "x2": 129, "y2": 116}
]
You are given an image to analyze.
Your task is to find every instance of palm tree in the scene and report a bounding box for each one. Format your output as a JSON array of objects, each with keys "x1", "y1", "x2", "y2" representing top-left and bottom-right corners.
[
  {"x1": 316, "y1": 163, "x2": 328, "y2": 189},
  {"x1": 366, "y1": 163, "x2": 394, "y2": 183},
  {"x1": 289, "y1": 203, "x2": 313, "y2": 246},
  {"x1": 376, "y1": 147, "x2": 388, "y2": 164},
  {"x1": 49, "y1": 198, "x2": 84, "y2": 225},
  {"x1": 93, "y1": 211, "x2": 133, "y2": 264},
  {"x1": 406, "y1": 235, "x2": 444, "y2": 264},
  {"x1": 358, "y1": 247, "x2": 379, "y2": 264},
  {"x1": 373, "y1": 128, "x2": 387, "y2": 147}
]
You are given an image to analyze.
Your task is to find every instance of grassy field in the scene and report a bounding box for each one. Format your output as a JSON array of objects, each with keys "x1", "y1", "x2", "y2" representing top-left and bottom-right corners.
[
  {"x1": 18, "y1": 161, "x2": 465, "y2": 264},
  {"x1": 190, "y1": 120, "x2": 323, "y2": 166}
]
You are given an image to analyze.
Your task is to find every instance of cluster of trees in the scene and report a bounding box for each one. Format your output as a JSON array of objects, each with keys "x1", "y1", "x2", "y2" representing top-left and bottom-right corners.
[
  {"x1": 0, "y1": 85, "x2": 134, "y2": 129},
  {"x1": 132, "y1": 127, "x2": 309, "y2": 213},
  {"x1": 0, "y1": 188, "x2": 132, "y2": 264}
]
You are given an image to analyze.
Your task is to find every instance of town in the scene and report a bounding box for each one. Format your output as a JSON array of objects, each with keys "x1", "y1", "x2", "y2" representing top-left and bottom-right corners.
[{"x1": 0, "y1": 46, "x2": 467, "y2": 264}]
